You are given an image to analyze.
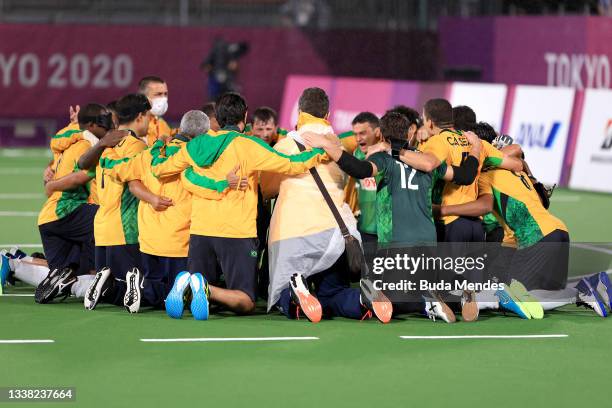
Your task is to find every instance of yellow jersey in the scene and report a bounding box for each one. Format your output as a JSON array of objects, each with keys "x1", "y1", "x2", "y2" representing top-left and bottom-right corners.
[
  {"x1": 146, "y1": 116, "x2": 174, "y2": 147},
  {"x1": 102, "y1": 136, "x2": 194, "y2": 257},
  {"x1": 151, "y1": 128, "x2": 327, "y2": 238},
  {"x1": 94, "y1": 133, "x2": 147, "y2": 246},
  {"x1": 38, "y1": 139, "x2": 96, "y2": 225},
  {"x1": 478, "y1": 169, "x2": 567, "y2": 249},
  {"x1": 422, "y1": 129, "x2": 504, "y2": 224}
]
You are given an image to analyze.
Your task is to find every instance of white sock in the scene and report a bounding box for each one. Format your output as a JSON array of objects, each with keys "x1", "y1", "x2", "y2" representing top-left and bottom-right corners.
[
  {"x1": 13, "y1": 257, "x2": 50, "y2": 287},
  {"x1": 71, "y1": 275, "x2": 95, "y2": 298},
  {"x1": 529, "y1": 288, "x2": 577, "y2": 311},
  {"x1": 475, "y1": 290, "x2": 499, "y2": 310}
]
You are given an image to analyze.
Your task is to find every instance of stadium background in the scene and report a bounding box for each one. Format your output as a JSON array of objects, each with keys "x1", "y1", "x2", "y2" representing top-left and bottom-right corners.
[{"x1": 1, "y1": 1, "x2": 612, "y2": 407}]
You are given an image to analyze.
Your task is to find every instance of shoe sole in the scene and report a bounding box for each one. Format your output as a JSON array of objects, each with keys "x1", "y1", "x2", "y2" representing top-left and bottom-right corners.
[
  {"x1": 461, "y1": 291, "x2": 479, "y2": 322},
  {"x1": 496, "y1": 289, "x2": 531, "y2": 319},
  {"x1": 509, "y1": 281, "x2": 544, "y2": 319},
  {"x1": 294, "y1": 291, "x2": 322, "y2": 323},
  {"x1": 40, "y1": 275, "x2": 76, "y2": 304},
  {"x1": 165, "y1": 272, "x2": 190, "y2": 319},
  {"x1": 124, "y1": 270, "x2": 142, "y2": 314},
  {"x1": 84, "y1": 270, "x2": 111, "y2": 311},
  {"x1": 597, "y1": 272, "x2": 612, "y2": 310}
]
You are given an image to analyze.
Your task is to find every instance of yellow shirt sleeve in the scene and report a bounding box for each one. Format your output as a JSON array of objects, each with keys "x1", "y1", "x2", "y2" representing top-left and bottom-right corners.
[
  {"x1": 242, "y1": 137, "x2": 325, "y2": 175},
  {"x1": 259, "y1": 137, "x2": 294, "y2": 198},
  {"x1": 421, "y1": 135, "x2": 449, "y2": 163},
  {"x1": 103, "y1": 151, "x2": 147, "y2": 183},
  {"x1": 481, "y1": 141, "x2": 504, "y2": 168},
  {"x1": 150, "y1": 145, "x2": 196, "y2": 178}
]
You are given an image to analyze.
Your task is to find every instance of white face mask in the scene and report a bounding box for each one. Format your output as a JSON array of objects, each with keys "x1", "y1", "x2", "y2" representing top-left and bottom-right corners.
[{"x1": 150, "y1": 96, "x2": 168, "y2": 117}]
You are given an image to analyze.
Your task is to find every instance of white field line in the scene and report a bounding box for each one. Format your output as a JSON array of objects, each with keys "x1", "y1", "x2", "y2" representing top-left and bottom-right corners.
[
  {"x1": 0, "y1": 339, "x2": 54, "y2": 344},
  {"x1": 399, "y1": 334, "x2": 568, "y2": 340},
  {"x1": 0, "y1": 211, "x2": 38, "y2": 216},
  {"x1": 1, "y1": 294, "x2": 34, "y2": 297},
  {"x1": 140, "y1": 337, "x2": 320, "y2": 343},
  {"x1": 0, "y1": 150, "x2": 51, "y2": 158},
  {"x1": 0, "y1": 244, "x2": 42, "y2": 248},
  {"x1": 571, "y1": 243, "x2": 612, "y2": 256},
  {"x1": 0, "y1": 193, "x2": 44, "y2": 199}
]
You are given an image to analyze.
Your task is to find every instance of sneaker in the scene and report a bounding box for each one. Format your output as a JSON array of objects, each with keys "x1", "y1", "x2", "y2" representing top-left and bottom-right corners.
[
  {"x1": 289, "y1": 273, "x2": 322, "y2": 323},
  {"x1": 509, "y1": 279, "x2": 544, "y2": 319},
  {"x1": 165, "y1": 271, "x2": 191, "y2": 319},
  {"x1": 575, "y1": 278, "x2": 608, "y2": 317},
  {"x1": 588, "y1": 272, "x2": 612, "y2": 311},
  {"x1": 84, "y1": 268, "x2": 113, "y2": 311},
  {"x1": 124, "y1": 268, "x2": 144, "y2": 314},
  {"x1": 0, "y1": 254, "x2": 10, "y2": 287},
  {"x1": 495, "y1": 287, "x2": 531, "y2": 319},
  {"x1": 35, "y1": 267, "x2": 76, "y2": 304},
  {"x1": 461, "y1": 290, "x2": 479, "y2": 322},
  {"x1": 423, "y1": 291, "x2": 456, "y2": 323},
  {"x1": 189, "y1": 273, "x2": 210, "y2": 321},
  {"x1": 9, "y1": 247, "x2": 27, "y2": 259},
  {"x1": 360, "y1": 278, "x2": 392, "y2": 323}
]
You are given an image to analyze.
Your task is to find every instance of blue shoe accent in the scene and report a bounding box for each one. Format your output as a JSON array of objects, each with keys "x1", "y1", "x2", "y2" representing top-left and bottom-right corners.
[
  {"x1": 190, "y1": 273, "x2": 209, "y2": 321},
  {"x1": 495, "y1": 288, "x2": 531, "y2": 319},
  {"x1": 576, "y1": 278, "x2": 608, "y2": 317},
  {"x1": 165, "y1": 271, "x2": 191, "y2": 319},
  {"x1": 1, "y1": 254, "x2": 10, "y2": 287},
  {"x1": 596, "y1": 272, "x2": 612, "y2": 310}
]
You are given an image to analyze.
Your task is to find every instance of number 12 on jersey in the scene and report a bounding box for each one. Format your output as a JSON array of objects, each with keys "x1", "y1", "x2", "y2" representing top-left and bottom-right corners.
[{"x1": 398, "y1": 162, "x2": 419, "y2": 190}]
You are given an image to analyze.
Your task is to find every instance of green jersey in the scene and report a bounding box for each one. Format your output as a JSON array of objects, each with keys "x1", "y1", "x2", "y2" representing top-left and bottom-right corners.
[
  {"x1": 354, "y1": 148, "x2": 381, "y2": 235},
  {"x1": 369, "y1": 152, "x2": 447, "y2": 246}
]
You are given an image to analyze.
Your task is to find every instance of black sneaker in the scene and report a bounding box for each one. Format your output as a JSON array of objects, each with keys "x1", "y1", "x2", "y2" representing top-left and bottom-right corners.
[
  {"x1": 360, "y1": 278, "x2": 393, "y2": 323},
  {"x1": 84, "y1": 268, "x2": 113, "y2": 310},
  {"x1": 35, "y1": 269, "x2": 60, "y2": 303},
  {"x1": 35, "y1": 267, "x2": 77, "y2": 304},
  {"x1": 124, "y1": 268, "x2": 144, "y2": 314}
]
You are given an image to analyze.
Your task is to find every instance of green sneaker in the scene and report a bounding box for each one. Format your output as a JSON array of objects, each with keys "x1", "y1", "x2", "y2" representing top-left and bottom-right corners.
[{"x1": 509, "y1": 279, "x2": 544, "y2": 319}]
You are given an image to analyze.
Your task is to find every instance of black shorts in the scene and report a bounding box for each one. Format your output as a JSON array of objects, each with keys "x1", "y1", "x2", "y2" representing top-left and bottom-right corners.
[
  {"x1": 508, "y1": 229, "x2": 570, "y2": 290},
  {"x1": 141, "y1": 253, "x2": 188, "y2": 307},
  {"x1": 443, "y1": 216, "x2": 485, "y2": 243},
  {"x1": 38, "y1": 203, "x2": 98, "y2": 274},
  {"x1": 95, "y1": 244, "x2": 142, "y2": 280},
  {"x1": 188, "y1": 234, "x2": 258, "y2": 301}
]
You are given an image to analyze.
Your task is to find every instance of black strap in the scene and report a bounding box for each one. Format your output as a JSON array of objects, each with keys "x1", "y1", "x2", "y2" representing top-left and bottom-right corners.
[{"x1": 295, "y1": 140, "x2": 351, "y2": 238}]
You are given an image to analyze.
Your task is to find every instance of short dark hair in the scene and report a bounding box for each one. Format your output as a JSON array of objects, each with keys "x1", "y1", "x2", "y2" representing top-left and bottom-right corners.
[
  {"x1": 216, "y1": 92, "x2": 248, "y2": 128},
  {"x1": 253, "y1": 106, "x2": 278, "y2": 125},
  {"x1": 115, "y1": 93, "x2": 151, "y2": 125},
  {"x1": 77, "y1": 103, "x2": 108, "y2": 127},
  {"x1": 471, "y1": 121, "x2": 497, "y2": 144},
  {"x1": 379, "y1": 112, "x2": 410, "y2": 143},
  {"x1": 201, "y1": 102, "x2": 216, "y2": 118},
  {"x1": 351, "y1": 112, "x2": 379, "y2": 129},
  {"x1": 388, "y1": 105, "x2": 421, "y2": 129},
  {"x1": 106, "y1": 100, "x2": 118, "y2": 114},
  {"x1": 298, "y1": 87, "x2": 329, "y2": 119},
  {"x1": 138, "y1": 76, "x2": 165, "y2": 93},
  {"x1": 453, "y1": 105, "x2": 477, "y2": 131},
  {"x1": 423, "y1": 98, "x2": 453, "y2": 128}
]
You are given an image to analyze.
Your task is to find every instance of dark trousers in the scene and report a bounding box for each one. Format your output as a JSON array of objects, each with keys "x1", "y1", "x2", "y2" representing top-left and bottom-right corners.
[
  {"x1": 141, "y1": 253, "x2": 188, "y2": 308},
  {"x1": 95, "y1": 244, "x2": 142, "y2": 306},
  {"x1": 278, "y1": 254, "x2": 362, "y2": 320}
]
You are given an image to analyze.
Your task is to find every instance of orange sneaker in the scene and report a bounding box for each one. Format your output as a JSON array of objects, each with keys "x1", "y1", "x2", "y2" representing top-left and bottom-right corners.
[
  {"x1": 289, "y1": 273, "x2": 322, "y2": 323},
  {"x1": 360, "y1": 278, "x2": 393, "y2": 323}
]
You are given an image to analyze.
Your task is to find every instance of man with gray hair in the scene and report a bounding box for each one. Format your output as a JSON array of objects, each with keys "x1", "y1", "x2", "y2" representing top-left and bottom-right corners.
[
  {"x1": 97, "y1": 109, "x2": 214, "y2": 313},
  {"x1": 179, "y1": 110, "x2": 211, "y2": 139}
]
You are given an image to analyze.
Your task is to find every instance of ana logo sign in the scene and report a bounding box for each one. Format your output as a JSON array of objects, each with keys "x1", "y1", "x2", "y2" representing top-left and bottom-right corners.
[{"x1": 515, "y1": 122, "x2": 561, "y2": 149}]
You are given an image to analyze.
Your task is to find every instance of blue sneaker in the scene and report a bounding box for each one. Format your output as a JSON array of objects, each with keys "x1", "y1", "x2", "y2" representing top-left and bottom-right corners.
[
  {"x1": 165, "y1": 271, "x2": 191, "y2": 319},
  {"x1": 495, "y1": 287, "x2": 531, "y2": 319},
  {"x1": 589, "y1": 272, "x2": 612, "y2": 311},
  {"x1": 1, "y1": 254, "x2": 11, "y2": 287},
  {"x1": 575, "y1": 278, "x2": 608, "y2": 317},
  {"x1": 189, "y1": 273, "x2": 210, "y2": 321}
]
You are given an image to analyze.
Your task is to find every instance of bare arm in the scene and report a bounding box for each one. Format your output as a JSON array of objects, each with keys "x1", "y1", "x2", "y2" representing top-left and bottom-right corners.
[
  {"x1": 78, "y1": 130, "x2": 128, "y2": 170},
  {"x1": 397, "y1": 150, "x2": 440, "y2": 172},
  {"x1": 128, "y1": 180, "x2": 173, "y2": 211},
  {"x1": 440, "y1": 194, "x2": 494, "y2": 218},
  {"x1": 45, "y1": 171, "x2": 93, "y2": 196}
]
